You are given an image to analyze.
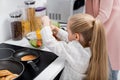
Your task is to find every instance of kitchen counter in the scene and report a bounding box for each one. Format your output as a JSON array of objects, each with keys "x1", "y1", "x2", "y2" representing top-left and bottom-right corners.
[{"x1": 4, "y1": 38, "x2": 65, "y2": 80}]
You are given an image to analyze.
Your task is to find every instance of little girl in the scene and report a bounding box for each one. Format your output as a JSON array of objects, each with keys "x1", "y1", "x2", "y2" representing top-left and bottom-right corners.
[{"x1": 41, "y1": 14, "x2": 108, "y2": 80}]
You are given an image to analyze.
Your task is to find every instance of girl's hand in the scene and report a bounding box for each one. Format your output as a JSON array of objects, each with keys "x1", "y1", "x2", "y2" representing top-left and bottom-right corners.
[
  {"x1": 51, "y1": 25, "x2": 59, "y2": 35},
  {"x1": 51, "y1": 25, "x2": 60, "y2": 41},
  {"x1": 41, "y1": 16, "x2": 50, "y2": 27}
]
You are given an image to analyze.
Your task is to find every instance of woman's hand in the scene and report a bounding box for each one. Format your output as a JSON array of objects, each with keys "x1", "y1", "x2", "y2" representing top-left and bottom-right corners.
[{"x1": 41, "y1": 16, "x2": 50, "y2": 27}]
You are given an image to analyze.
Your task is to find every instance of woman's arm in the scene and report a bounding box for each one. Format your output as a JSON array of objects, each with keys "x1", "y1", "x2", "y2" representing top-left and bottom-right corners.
[{"x1": 96, "y1": 0, "x2": 114, "y2": 23}]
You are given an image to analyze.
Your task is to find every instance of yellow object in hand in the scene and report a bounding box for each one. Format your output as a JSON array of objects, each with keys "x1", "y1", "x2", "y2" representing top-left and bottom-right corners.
[{"x1": 36, "y1": 29, "x2": 42, "y2": 40}]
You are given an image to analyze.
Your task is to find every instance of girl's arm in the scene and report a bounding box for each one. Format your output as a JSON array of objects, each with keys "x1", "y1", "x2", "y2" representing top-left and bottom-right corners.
[
  {"x1": 41, "y1": 27, "x2": 72, "y2": 59},
  {"x1": 41, "y1": 26, "x2": 91, "y2": 70},
  {"x1": 41, "y1": 16, "x2": 69, "y2": 42},
  {"x1": 52, "y1": 26, "x2": 68, "y2": 42},
  {"x1": 96, "y1": 0, "x2": 113, "y2": 23}
]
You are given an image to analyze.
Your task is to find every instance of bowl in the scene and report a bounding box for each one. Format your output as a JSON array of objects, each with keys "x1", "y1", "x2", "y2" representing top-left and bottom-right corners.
[{"x1": 25, "y1": 31, "x2": 42, "y2": 48}]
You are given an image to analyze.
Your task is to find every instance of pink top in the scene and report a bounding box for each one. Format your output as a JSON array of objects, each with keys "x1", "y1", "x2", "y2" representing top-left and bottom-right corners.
[{"x1": 86, "y1": 0, "x2": 120, "y2": 70}]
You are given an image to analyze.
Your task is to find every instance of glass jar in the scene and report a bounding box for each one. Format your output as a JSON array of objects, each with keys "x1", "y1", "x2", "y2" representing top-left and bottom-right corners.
[
  {"x1": 34, "y1": 7, "x2": 46, "y2": 44},
  {"x1": 21, "y1": 20, "x2": 30, "y2": 36},
  {"x1": 9, "y1": 11, "x2": 23, "y2": 40},
  {"x1": 24, "y1": 0, "x2": 36, "y2": 32},
  {"x1": 35, "y1": 7, "x2": 46, "y2": 32}
]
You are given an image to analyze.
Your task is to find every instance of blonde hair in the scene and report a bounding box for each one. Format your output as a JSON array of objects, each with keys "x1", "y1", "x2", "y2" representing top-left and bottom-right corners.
[{"x1": 69, "y1": 14, "x2": 108, "y2": 80}]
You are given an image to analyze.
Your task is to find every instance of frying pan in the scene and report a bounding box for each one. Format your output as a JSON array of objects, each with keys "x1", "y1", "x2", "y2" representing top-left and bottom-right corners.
[
  {"x1": 0, "y1": 60, "x2": 24, "y2": 80},
  {"x1": 13, "y1": 48, "x2": 40, "y2": 72},
  {"x1": 0, "y1": 48, "x2": 15, "y2": 60}
]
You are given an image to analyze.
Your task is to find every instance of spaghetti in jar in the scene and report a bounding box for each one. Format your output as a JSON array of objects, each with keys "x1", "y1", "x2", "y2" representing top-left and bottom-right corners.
[{"x1": 24, "y1": 0, "x2": 36, "y2": 32}]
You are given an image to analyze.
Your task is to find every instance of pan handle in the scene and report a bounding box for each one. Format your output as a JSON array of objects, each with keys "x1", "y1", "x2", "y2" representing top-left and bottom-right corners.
[{"x1": 27, "y1": 61, "x2": 39, "y2": 72}]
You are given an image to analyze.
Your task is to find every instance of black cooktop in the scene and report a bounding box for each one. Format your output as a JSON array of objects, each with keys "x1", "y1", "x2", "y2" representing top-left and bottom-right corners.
[{"x1": 0, "y1": 43, "x2": 58, "y2": 80}]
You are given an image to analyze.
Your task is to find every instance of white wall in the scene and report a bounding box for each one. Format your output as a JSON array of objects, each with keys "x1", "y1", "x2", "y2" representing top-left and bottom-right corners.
[
  {"x1": 0, "y1": 0, "x2": 25, "y2": 43},
  {"x1": 0, "y1": 0, "x2": 47, "y2": 43}
]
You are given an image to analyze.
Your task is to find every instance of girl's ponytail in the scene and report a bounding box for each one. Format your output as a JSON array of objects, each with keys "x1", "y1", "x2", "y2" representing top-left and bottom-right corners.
[{"x1": 86, "y1": 19, "x2": 108, "y2": 80}]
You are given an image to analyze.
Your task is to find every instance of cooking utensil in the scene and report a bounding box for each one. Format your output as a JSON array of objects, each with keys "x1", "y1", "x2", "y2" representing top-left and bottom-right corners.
[
  {"x1": 0, "y1": 48, "x2": 15, "y2": 60},
  {"x1": 13, "y1": 48, "x2": 40, "y2": 72},
  {"x1": 0, "y1": 60, "x2": 24, "y2": 80}
]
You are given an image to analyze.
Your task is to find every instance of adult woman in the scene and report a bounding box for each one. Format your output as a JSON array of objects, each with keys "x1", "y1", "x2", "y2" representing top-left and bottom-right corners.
[{"x1": 85, "y1": 0, "x2": 120, "y2": 80}]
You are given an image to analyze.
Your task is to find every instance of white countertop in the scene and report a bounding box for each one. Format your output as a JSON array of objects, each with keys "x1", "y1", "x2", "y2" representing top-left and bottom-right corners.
[{"x1": 4, "y1": 38, "x2": 65, "y2": 80}]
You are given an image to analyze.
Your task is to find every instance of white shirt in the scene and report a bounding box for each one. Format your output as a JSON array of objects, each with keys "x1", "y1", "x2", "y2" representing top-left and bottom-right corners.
[{"x1": 41, "y1": 27, "x2": 91, "y2": 80}]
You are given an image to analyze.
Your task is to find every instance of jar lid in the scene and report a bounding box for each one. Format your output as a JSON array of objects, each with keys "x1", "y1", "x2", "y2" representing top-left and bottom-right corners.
[
  {"x1": 35, "y1": 7, "x2": 46, "y2": 12},
  {"x1": 9, "y1": 11, "x2": 22, "y2": 18},
  {"x1": 24, "y1": 0, "x2": 35, "y2": 5}
]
